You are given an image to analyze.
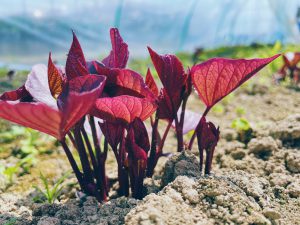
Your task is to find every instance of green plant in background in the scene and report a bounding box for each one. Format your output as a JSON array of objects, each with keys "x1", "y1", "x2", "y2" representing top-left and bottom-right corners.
[
  {"x1": 33, "y1": 172, "x2": 70, "y2": 204},
  {"x1": 212, "y1": 104, "x2": 225, "y2": 115},
  {"x1": 3, "y1": 218, "x2": 17, "y2": 225},
  {"x1": 235, "y1": 107, "x2": 246, "y2": 117},
  {"x1": 0, "y1": 163, "x2": 19, "y2": 189},
  {"x1": 0, "y1": 125, "x2": 25, "y2": 144},
  {"x1": 231, "y1": 117, "x2": 253, "y2": 144}
]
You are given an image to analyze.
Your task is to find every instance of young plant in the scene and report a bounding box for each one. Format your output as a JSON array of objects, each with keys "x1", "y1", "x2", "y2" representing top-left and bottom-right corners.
[
  {"x1": 188, "y1": 55, "x2": 280, "y2": 173},
  {"x1": 276, "y1": 52, "x2": 300, "y2": 84},
  {"x1": 33, "y1": 172, "x2": 70, "y2": 204}
]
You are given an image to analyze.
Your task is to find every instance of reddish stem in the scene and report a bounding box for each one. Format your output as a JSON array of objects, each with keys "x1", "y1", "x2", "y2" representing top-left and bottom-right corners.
[
  {"x1": 147, "y1": 111, "x2": 159, "y2": 177},
  {"x1": 157, "y1": 121, "x2": 172, "y2": 153},
  {"x1": 188, "y1": 107, "x2": 211, "y2": 150}
]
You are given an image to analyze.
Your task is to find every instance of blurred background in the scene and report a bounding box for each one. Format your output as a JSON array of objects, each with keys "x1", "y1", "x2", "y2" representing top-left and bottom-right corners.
[{"x1": 0, "y1": 0, "x2": 300, "y2": 69}]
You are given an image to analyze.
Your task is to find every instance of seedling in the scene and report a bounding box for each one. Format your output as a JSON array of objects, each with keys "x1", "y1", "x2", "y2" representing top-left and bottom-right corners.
[
  {"x1": 232, "y1": 118, "x2": 253, "y2": 143},
  {"x1": 33, "y1": 172, "x2": 70, "y2": 204},
  {"x1": 0, "y1": 27, "x2": 279, "y2": 201}
]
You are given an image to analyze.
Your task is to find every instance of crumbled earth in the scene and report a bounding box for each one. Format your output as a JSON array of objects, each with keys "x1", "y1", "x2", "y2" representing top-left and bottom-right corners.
[{"x1": 0, "y1": 194, "x2": 139, "y2": 225}]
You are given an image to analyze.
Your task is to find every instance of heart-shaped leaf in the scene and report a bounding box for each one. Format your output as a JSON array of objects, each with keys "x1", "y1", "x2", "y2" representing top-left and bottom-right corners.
[
  {"x1": 191, "y1": 55, "x2": 280, "y2": 107},
  {"x1": 65, "y1": 31, "x2": 88, "y2": 80},
  {"x1": 102, "y1": 28, "x2": 129, "y2": 69},
  {"x1": 92, "y1": 95, "x2": 157, "y2": 124}
]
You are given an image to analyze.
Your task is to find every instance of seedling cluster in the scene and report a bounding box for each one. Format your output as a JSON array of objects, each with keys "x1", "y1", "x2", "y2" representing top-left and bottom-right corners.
[{"x1": 0, "y1": 28, "x2": 279, "y2": 201}]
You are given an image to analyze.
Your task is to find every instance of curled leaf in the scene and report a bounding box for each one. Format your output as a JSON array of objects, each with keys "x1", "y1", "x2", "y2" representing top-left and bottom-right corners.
[
  {"x1": 148, "y1": 47, "x2": 185, "y2": 97},
  {"x1": 102, "y1": 28, "x2": 129, "y2": 69},
  {"x1": 48, "y1": 53, "x2": 64, "y2": 98},
  {"x1": 196, "y1": 117, "x2": 220, "y2": 151},
  {"x1": 99, "y1": 122, "x2": 124, "y2": 150},
  {"x1": 58, "y1": 75, "x2": 106, "y2": 134},
  {"x1": 145, "y1": 68, "x2": 159, "y2": 97},
  {"x1": 0, "y1": 85, "x2": 30, "y2": 101},
  {"x1": 65, "y1": 31, "x2": 88, "y2": 80},
  {"x1": 25, "y1": 64, "x2": 58, "y2": 109}
]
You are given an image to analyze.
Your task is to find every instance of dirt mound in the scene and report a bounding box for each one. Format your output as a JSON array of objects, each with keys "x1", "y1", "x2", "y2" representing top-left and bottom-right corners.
[{"x1": 126, "y1": 171, "x2": 299, "y2": 225}]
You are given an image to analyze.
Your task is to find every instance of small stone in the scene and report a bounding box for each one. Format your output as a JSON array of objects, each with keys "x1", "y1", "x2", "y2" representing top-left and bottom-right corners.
[
  {"x1": 285, "y1": 152, "x2": 300, "y2": 173},
  {"x1": 230, "y1": 149, "x2": 246, "y2": 160},
  {"x1": 286, "y1": 181, "x2": 300, "y2": 198},
  {"x1": 263, "y1": 208, "x2": 281, "y2": 220},
  {"x1": 161, "y1": 151, "x2": 199, "y2": 187},
  {"x1": 182, "y1": 189, "x2": 199, "y2": 204},
  {"x1": 248, "y1": 136, "x2": 278, "y2": 159},
  {"x1": 37, "y1": 216, "x2": 61, "y2": 225}
]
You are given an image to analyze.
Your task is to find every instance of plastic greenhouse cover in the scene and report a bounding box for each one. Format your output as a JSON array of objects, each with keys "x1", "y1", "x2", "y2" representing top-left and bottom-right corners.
[{"x1": 0, "y1": 0, "x2": 299, "y2": 66}]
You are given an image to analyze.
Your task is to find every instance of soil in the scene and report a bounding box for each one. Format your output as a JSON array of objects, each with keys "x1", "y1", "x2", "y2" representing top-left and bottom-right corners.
[{"x1": 1, "y1": 79, "x2": 300, "y2": 224}]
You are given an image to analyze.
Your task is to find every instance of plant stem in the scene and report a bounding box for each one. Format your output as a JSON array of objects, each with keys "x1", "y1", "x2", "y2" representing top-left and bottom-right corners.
[
  {"x1": 147, "y1": 111, "x2": 159, "y2": 177},
  {"x1": 60, "y1": 140, "x2": 85, "y2": 191},
  {"x1": 67, "y1": 132, "x2": 77, "y2": 149},
  {"x1": 117, "y1": 132, "x2": 129, "y2": 196},
  {"x1": 81, "y1": 128, "x2": 98, "y2": 172},
  {"x1": 74, "y1": 126, "x2": 94, "y2": 186},
  {"x1": 157, "y1": 121, "x2": 172, "y2": 153},
  {"x1": 188, "y1": 107, "x2": 211, "y2": 150},
  {"x1": 89, "y1": 116, "x2": 102, "y2": 164}
]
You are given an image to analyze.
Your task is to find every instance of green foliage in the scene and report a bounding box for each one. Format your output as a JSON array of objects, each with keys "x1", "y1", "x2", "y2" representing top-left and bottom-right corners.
[
  {"x1": 3, "y1": 218, "x2": 17, "y2": 225},
  {"x1": 212, "y1": 104, "x2": 225, "y2": 115},
  {"x1": 235, "y1": 107, "x2": 246, "y2": 116},
  {"x1": 231, "y1": 118, "x2": 251, "y2": 131},
  {"x1": 2, "y1": 165, "x2": 18, "y2": 186},
  {"x1": 231, "y1": 118, "x2": 253, "y2": 144},
  {"x1": 33, "y1": 172, "x2": 70, "y2": 204}
]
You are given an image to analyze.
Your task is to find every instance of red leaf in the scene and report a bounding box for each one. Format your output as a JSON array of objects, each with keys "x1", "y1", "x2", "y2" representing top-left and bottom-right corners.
[
  {"x1": 99, "y1": 122, "x2": 124, "y2": 150},
  {"x1": 148, "y1": 47, "x2": 185, "y2": 97},
  {"x1": 126, "y1": 129, "x2": 148, "y2": 162},
  {"x1": 48, "y1": 53, "x2": 64, "y2": 98},
  {"x1": 0, "y1": 85, "x2": 30, "y2": 101},
  {"x1": 145, "y1": 68, "x2": 159, "y2": 97},
  {"x1": 0, "y1": 101, "x2": 62, "y2": 139},
  {"x1": 59, "y1": 75, "x2": 106, "y2": 134},
  {"x1": 196, "y1": 117, "x2": 219, "y2": 151},
  {"x1": 191, "y1": 55, "x2": 280, "y2": 107},
  {"x1": 129, "y1": 118, "x2": 150, "y2": 152},
  {"x1": 92, "y1": 95, "x2": 157, "y2": 124},
  {"x1": 102, "y1": 28, "x2": 129, "y2": 69},
  {"x1": 157, "y1": 88, "x2": 182, "y2": 121},
  {"x1": 65, "y1": 31, "x2": 88, "y2": 80},
  {"x1": 0, "y1": 75, "x2": 105, "y2": 140},
  {"x1": 96, "y1": 67, "x2": 155, "y2": 99}
]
